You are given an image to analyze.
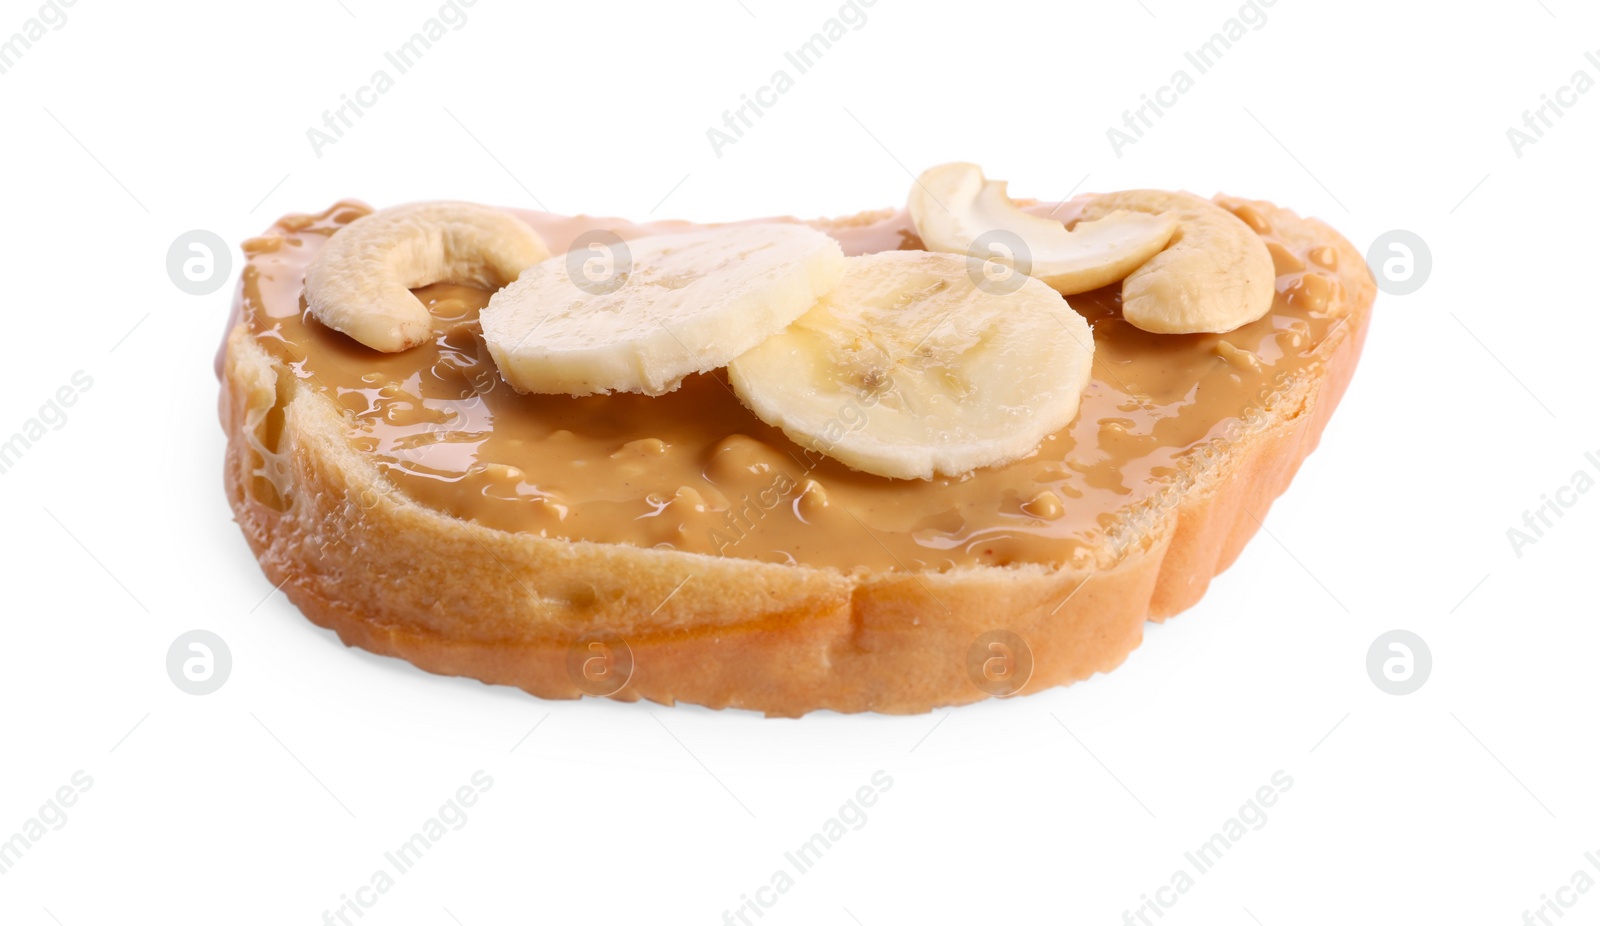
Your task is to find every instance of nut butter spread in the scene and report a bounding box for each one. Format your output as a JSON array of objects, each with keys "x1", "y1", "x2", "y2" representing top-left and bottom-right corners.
[{"x1": 236, "y1": 200, "x2": 1351, "y2": 572}]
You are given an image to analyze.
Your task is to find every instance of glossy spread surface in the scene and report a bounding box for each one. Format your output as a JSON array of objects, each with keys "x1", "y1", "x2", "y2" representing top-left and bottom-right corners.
[{"x1": 235, "y1": 199, "x2": 1350, "y2": 572}]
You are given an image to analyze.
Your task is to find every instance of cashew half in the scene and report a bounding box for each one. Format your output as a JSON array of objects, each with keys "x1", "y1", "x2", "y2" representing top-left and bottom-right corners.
[
  {"x1": 305, "y1": 201, "x2": 549, "y2": 352},
  {"x1": 1079, "y1": 190, "x2": 1274, "y2": 334}
]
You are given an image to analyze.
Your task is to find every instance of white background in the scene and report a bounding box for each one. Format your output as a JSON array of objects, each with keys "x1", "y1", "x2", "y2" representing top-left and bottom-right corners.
[{"x1": 1, "y1": 0, "x2": 1596, "y2": 923}]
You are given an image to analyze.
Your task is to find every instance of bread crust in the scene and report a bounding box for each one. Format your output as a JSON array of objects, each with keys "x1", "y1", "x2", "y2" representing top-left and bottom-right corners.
[{"x1": 220, "y1": 197, "x2": 1375, "y2": 716}]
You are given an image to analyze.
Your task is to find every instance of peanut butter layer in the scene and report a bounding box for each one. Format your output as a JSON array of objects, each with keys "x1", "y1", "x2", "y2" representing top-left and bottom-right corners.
[{"x1": 236, "y1": 199, "x2": 1351, "y2": 573}]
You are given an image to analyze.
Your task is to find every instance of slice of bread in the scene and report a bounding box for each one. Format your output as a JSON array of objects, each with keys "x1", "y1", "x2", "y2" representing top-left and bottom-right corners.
[{"x1": 219, "y1": 195, "x2": 1375, "y2": 716}]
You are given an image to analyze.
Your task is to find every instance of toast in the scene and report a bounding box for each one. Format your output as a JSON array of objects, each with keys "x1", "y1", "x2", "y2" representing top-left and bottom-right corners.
[{"x1": 219, "y1": 194, "x2": 1375, "y2": 716}]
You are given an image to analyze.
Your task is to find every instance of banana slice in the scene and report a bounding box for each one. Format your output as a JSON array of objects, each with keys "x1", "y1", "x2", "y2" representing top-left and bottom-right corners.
[
  {"x1": 908, "y1": 162, "x2": 1177, "y2": 296},
  {"x1": 728, "y1": 250, "x2": 1094, "y2": 480},
  {"x1": 305, "y1": 201, "x2": 549, "y2": 352},
  {"x1": 1079, "y1": 190, "x2": 1275, "y2": 334},
  {"x1": 483, "y1": 224, "x2": 845, "y2": 397}
]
